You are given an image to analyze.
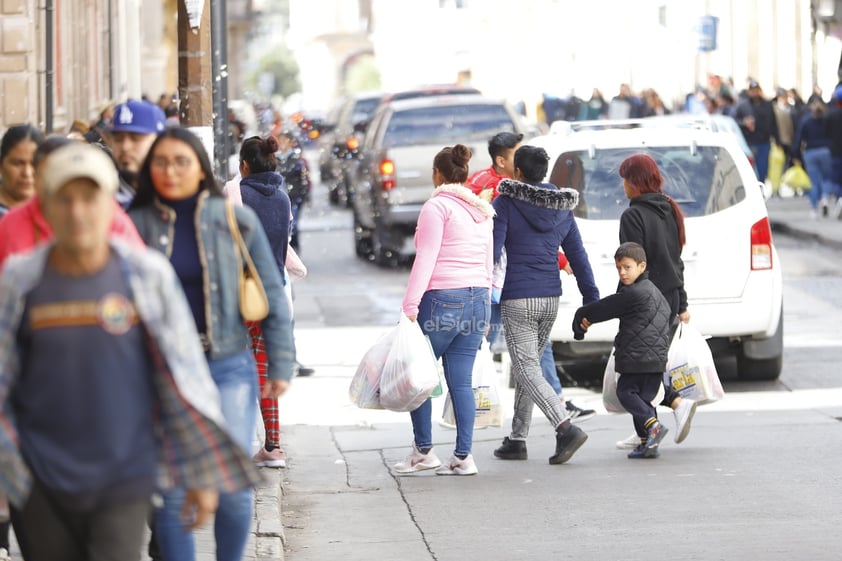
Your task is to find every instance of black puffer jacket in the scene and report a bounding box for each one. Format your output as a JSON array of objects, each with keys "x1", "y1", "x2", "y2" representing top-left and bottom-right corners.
[{"x1": 572, "y1": 272, "x2": 673, "y2": 374}]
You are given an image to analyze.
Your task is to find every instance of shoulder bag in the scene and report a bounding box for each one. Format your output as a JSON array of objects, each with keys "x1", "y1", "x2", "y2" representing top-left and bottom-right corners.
[{"x1": 224, "y1": 203, "x2": 270, "y2": 321}]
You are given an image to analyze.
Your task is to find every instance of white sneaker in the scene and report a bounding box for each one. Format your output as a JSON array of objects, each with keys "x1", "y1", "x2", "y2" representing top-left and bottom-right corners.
[
  {"x1": 435, "y1": 454, "x2": 478, "y2": 476},
  {"x1": 673, "y1": 398, "x2": 698, "y2": 444},
  {"x1": 0, "y1": 547, "x2": 9, "y2": 561},
  {"x1": 615, "y1": 432, "x2": 643, "y2": 450},
  {"x1": 393, "y1": 444, "x2": 442, "y2": 474}
]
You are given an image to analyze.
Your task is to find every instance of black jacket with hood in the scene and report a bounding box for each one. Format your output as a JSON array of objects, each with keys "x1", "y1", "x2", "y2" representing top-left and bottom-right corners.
[
  {"x1": 619, "y1": 193, "x2": 687, "y2": 314},
  {"x1": 240, "y1": 171, "x2": 291, "y2": 275}
]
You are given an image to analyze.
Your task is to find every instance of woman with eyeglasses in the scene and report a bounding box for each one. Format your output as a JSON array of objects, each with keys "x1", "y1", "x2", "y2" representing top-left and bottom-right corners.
[{"x1": 128, "y1": 127, "x2": 294, "y2": 561}]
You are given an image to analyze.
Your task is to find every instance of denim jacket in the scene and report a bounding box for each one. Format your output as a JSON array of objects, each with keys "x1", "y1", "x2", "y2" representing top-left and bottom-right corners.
[
  {"x1": 129, "y1": 191, "x2": 294, "y2": 381},
  {"x1": 0, "y1": 241, "x2": 260, "y2": 507}
]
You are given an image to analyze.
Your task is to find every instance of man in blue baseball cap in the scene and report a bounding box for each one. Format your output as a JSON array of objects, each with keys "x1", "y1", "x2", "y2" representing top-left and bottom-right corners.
[{"x1": 106, "y1": 100, "x2": 166, "y2": 206}]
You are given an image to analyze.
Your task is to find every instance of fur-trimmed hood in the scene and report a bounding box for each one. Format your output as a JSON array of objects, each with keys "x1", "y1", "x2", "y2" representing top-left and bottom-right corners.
[
  {"x1": 431, "y1": 182, "x2": 495, "y2": 223},
  {"x1": 497, "y1": 179, "x2": 579, "y2": 210},
  {"x1": 496, "y1": 178, "x2": 579, "y2": 233}
]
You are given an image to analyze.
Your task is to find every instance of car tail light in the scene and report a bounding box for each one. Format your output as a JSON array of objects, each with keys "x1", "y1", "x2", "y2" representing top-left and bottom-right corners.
[
  {"x1": 379, "y1": 159, "x2": 396, "y2": 190},
  {"x1": 750, "y1": 217, "x2": 773, "y2": 270},
  {"x1": 346, "y1": 136, "x2": 359, "y2": 151}
]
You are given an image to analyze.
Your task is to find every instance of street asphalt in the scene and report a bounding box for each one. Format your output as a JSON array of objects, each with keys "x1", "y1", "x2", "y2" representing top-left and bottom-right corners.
[{"x1": 270, "y1": 192, "x2": 842, "y2": 561}]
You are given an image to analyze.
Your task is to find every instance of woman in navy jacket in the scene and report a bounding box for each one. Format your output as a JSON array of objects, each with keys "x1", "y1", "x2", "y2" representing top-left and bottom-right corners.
[{"x1": 491, "y1": 145, "x2": 599, "y2": 466}]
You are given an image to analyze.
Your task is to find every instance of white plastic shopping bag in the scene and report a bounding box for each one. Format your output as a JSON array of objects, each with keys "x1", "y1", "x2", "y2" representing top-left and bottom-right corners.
[
  {"x1": 349, "y1": 326, "x2": 398, "y2": 409},
  {"x1": 442, "y1": 344, "x2": 504, "y2": 428},
  {"x1": 379, "y1": 315, "x2": 441, "y2": 412},
  {"x1": 664, "y1": 323, "x2": 725, "y2": 405},
  {"x1": 602, "y1": 348, "x2": 665, "y2": 414}
]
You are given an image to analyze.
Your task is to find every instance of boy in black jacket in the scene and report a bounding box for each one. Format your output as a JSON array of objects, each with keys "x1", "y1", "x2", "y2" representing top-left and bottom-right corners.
[{"x1": 572, "y1": 242, "x2": 674, "y2": 459}]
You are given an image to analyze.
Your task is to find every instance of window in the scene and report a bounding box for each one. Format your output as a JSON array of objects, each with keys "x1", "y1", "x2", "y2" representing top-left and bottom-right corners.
[
  {"x1": 548, "y1": 146, "x2": 745, "y2": 220},
  {"x1": 383, "y1": 104, "x2": 514, "y2": 148}
]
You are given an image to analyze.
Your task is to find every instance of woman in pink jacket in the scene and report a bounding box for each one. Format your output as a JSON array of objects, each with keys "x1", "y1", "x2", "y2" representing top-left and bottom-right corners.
[{"x1": 394, "y1": 144, "x2": 494, "y2": 477}]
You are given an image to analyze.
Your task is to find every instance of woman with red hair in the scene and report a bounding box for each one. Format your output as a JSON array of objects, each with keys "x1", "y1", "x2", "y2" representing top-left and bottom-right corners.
[{"x1": 615, "y1": 153, "x2": 697, "y2": 449}]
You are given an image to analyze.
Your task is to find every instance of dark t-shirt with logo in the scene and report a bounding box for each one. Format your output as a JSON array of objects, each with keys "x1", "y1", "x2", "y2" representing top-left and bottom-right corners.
[{"x1": 14, "y1": 253, "x2": 157, "y2": 507}]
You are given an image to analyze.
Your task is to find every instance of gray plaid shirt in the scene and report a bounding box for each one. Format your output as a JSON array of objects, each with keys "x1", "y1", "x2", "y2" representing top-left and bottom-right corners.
[{"x1": 0, "y1": 240, "x2": 259, "y2": 507}]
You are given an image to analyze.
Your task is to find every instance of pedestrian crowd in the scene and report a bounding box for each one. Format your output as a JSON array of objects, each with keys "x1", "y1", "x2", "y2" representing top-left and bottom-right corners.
[
  {"x1": 541, "y1": 78, "x2": 842, "y2": 220},
  {"x1": 0, "y1": 99, "x2": 310, "y2": 561}
]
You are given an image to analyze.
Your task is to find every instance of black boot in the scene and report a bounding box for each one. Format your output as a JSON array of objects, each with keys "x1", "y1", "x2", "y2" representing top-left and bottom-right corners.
[
  {"x1": 493, "y1": 437, "x2": 528, "y2": 460},
  {"x1": 549, "y1": 422, "x2": 587, "y2": 465}
]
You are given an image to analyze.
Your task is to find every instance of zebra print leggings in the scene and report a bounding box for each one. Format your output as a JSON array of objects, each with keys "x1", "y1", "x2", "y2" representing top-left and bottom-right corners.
[{"x1": 502, "y1": 296, "x2": 572, "y2": 440}]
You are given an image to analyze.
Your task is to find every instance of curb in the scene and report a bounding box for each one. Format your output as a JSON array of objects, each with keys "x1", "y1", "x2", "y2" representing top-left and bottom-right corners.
[
  {"x1": 254, "y1": 469, "x2": 285, "y2": 560},
  {"x1": 770, "y1": 220, "x2": 842, "y2": 251}
]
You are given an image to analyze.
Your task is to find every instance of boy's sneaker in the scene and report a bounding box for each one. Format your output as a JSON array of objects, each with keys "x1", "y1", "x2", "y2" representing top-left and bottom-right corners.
[
  {"x1": 616, "y1": 433, "x2": 644, "y2": 450},
  {"x1": 493, "y1": 437, "x2": 528, "y2": 460},
  {"x1": 393, "y1": 444, "x2": 441, "y2": 474},
  {"x1": 436, "y1": 454, "x2": 478, "y2": 476},
  {"x1": 549, "y1": 423, "x2": 588, "y2": 465},
  {"x1": 253, "y1": 447, "x2": 287, "y2": 468},
  {"x1": 645, "y1": 421, "x2": 668, "y2": 450},
  {"x1": 565, "y1": 400, "x2": 596, "y2": 423},
  {"x1": 628, "y1": 443, "x2": 660, "y2": 459},
  {"x1": 673, "y1": 398, "x2": 697, "y2": 444}
]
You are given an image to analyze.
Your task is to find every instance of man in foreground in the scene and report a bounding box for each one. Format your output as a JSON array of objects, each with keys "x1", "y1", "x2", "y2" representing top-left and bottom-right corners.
[{"x1": 0, "y1": 143, "x2": 258, "y2": 561}]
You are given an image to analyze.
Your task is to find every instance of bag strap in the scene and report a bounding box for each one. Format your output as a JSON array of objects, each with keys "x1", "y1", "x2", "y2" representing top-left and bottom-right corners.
[{"x1": 224, "y1": 202, "x2": 260, "y2": 280}]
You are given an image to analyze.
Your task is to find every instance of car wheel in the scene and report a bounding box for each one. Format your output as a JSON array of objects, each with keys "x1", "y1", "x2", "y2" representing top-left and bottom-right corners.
[
  {"x1": 353, "y1": 215, "x2": 373, "y2": 259},
  {"x1": 736, "y1": 311, "x2": 783, "y2": 381},
  {"x1": 328, "y1": 186, "x2": 340, "y2": 206},
  {"x1": 562, "y1": 360, "x2": 606, "y2": 389},
  {"x1": 372, "y1": 222, "x2": 400, "y2": 268}
]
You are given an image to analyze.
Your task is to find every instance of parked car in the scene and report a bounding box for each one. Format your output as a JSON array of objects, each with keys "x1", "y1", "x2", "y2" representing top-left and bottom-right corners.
[
  {"x1": 320, "y1": 86, "x2": 487, "y2": 208},
  {"x1": 351, "y1": 93, "x2": 529, "y2": 265},
  {"x1": 529, "y1": 120, "x2": 784, "y2": 381},
  {"x1": 318, "y1": 92, "x2": 385, "y2": 206}
]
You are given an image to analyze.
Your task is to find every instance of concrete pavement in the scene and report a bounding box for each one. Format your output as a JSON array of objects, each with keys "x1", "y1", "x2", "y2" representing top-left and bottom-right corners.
[{"x1": 273, "y1": 191, "x2": 842, "y2": 561}]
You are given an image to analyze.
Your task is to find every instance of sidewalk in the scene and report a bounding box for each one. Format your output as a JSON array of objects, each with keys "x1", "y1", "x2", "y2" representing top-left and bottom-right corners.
[{"x1": 765, "y1": 194, "x2": 842, "y2": 249}]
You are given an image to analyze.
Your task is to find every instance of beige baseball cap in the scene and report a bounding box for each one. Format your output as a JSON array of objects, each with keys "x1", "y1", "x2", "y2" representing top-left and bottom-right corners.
[{"x1": 40, "y1": 143, "x2": 119, "y2": 196}]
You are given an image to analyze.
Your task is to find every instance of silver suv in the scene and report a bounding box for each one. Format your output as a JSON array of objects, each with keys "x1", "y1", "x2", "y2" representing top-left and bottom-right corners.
[{"x1": 350, "y1": 94, "x2": 527, "y2": 265}]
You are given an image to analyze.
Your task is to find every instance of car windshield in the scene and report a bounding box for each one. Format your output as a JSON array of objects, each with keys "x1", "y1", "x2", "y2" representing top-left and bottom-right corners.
[
  {"x1": 548, "y1": 146, "x2": 746, "y2": 219},
  {"x1": 351, "y1": 97, "x2": 382, "y2": 124},
  {"x1": 383, "y1": 104, "x2": 515, "y2": 148}
]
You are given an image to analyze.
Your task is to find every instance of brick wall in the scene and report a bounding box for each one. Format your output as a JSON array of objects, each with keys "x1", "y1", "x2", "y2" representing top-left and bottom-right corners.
[{"x1": 0, "y1": 0, "x2": 36, "y2": 128}]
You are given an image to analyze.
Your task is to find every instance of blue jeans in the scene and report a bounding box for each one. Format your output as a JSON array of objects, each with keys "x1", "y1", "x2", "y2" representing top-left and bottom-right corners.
[
  {"x1": 484, "y1": 302, "x2": 503, "y2": 348},
  {"x1": 412, "y1": 287, "x2": 490, "y2": 457},
  {"x1": 750, "y1": 142, "x2": 771, "y2": 183},
  {"x1": 155, "y1": 351, "x2": 257, "y2": 561},
  {"x1": 540, "y1": 342, "x2": 562, "y2": 395},
  {"x1": 803, "y1": 147, "x2": 833, "y2": 209}
]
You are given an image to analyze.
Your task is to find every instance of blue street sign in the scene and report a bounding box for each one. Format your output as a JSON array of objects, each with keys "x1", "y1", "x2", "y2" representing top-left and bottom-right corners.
[{"x1": 697, "y1": 15, "x2": 718, "y2": 52}]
